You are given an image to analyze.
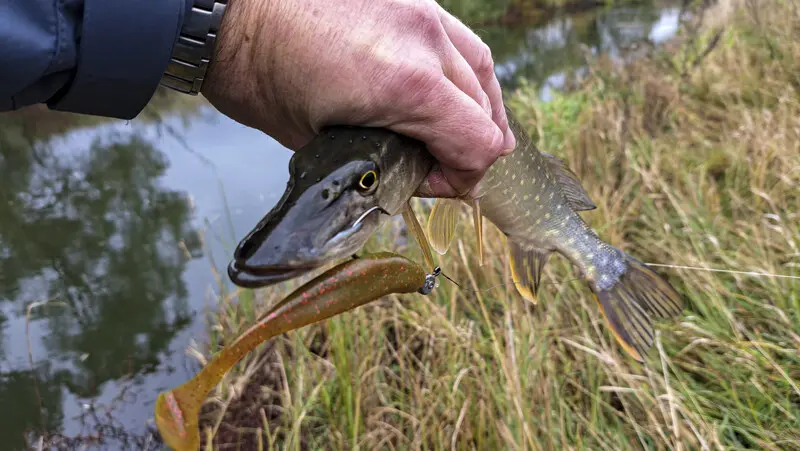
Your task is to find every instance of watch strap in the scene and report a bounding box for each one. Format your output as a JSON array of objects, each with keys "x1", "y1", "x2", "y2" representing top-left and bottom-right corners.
[{"x1": 160, "y1": 0, "x2": 229, "y2": 95}]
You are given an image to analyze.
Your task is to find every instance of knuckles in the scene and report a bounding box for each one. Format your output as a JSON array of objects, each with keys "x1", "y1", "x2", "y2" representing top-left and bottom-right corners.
[
  {"x1": 381, "y1": 62, "x2": 443, "y2": 107},
  {"x1": 474, "y1": 43, "x2": 495, "y2": 79},
  {"x1": 410, "y1": 3, "x2": 444, "y2": 42},
  {"x1": 459, "y1": 127, "x2": 505, "y2": 172},
  {"x1": 393, "y1": 0, "x2": 447, "y2": 48}
]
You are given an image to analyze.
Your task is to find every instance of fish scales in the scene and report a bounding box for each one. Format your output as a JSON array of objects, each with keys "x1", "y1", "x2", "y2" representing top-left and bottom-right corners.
[{"x1": 477, "y1": 115, "x2": 626, "y2": 291}]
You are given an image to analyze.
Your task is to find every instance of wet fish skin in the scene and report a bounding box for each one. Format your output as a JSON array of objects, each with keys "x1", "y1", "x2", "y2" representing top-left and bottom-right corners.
[
  {"x1": 474, "y1": 111, "x2": 621, "y2": 286},
  {"x1": 227, "y1": 126, "x2": 434, "y2": 288}
]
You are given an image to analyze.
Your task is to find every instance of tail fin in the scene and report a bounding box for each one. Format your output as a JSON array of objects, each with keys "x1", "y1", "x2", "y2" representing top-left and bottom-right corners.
[{"x1": 590, "y1": 256, "x2": 683, "y2": 362}]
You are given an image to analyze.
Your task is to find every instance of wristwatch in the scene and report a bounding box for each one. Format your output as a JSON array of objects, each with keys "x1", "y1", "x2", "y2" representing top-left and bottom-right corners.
[{"x1": 160, "y1": 0, "x2": 229, "y2": 95}]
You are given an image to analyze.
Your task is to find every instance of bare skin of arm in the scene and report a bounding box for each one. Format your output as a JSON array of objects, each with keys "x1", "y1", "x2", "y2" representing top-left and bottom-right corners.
[
  {"x1": 154, "y1": 252, "x2": 430, "y2": 450},
  {"x1": 201, "y1": 0, "x2": 516, "y2": 198}
]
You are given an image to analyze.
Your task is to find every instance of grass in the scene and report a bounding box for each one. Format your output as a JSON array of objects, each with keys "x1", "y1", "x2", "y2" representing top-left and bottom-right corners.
[{"x1": 191, "y1": 1, "x2": 800, "y2": 449}]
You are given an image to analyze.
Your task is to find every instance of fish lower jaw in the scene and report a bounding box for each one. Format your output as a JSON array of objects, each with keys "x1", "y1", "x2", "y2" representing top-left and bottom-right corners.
[{"x1": 227, "y1": 260, "x2": 318, "y2": 288}]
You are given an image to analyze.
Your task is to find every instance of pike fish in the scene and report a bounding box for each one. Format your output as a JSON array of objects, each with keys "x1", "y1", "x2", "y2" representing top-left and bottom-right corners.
[{"x1": 228, "y1": 108, "x2": 684, "y2": 361}]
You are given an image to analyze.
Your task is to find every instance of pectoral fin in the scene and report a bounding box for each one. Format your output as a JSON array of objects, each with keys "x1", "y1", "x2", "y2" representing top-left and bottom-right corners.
[
  {"x1": 509, "y1": 241, "x2": 551, "y2": 304},
  {"x1": 542, "y1": 152, "x2": 597, "y2": 211},
  {"x1": 402, "y1": 201, "x2": 436, "y2": 271},
  {"x1": 426, "y1": 198, "x2": 461, "y2": 255}
]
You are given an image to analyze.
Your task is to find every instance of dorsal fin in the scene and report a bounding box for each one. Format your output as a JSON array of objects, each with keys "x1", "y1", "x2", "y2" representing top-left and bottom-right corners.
[{"x1": 541, "y1": 152, "x2": 597, "y2": 211}]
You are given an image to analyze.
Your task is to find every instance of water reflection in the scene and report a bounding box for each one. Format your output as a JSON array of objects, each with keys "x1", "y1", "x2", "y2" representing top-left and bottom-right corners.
[
  {"x1": 476, "y1": 4, "x2": 680, "y2": 95},
  {"x1": 0, "y1": 112, "x2": 202, "y2": 448},
  {"x1": 0, "y1": 362, "x2": 65, "y2": 449}
]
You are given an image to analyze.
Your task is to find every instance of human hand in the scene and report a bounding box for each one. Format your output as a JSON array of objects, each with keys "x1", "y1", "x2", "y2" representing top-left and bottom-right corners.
[{"x1": 202, "y1": 0, "x2": 516, "y2": 198}]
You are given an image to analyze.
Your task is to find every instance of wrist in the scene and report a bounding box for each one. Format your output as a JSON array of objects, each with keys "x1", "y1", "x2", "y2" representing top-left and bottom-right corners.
[
  {"x1": 202, "y1": 0, "x2": 277, "y2": 128},
  {"x1": 203, "y1": 0, "x2": 248, "y2": 93}
]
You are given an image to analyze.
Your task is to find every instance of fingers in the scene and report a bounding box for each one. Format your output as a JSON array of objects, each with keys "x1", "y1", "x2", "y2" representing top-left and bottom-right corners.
[
  {"x1": 437, "y1": 7, "x2": 516, "y2": 154},
  {"x1": 440, "y1": 41, "x2": 492, "y2": 117},
  {"x1": 414, "y1": 164, "x2": 483, "y2": 198},
  {"x1": 390, "y1": 74, "x2": 505, "y2": 196},
  {"x1": 414, "y1": 165, "x2": 454, "y2": 198},
  {"x1": 401, "y1": 5, "x2": 514, "y2": 197}
]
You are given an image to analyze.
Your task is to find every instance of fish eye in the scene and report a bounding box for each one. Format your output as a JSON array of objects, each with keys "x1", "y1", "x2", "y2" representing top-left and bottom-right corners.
[{"x1": 357, "y1": 170, "x2": 378, "y2": 192}]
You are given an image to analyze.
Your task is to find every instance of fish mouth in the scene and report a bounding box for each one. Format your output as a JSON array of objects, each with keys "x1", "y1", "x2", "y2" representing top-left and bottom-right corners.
[
  {"x1": 227, "y1": 260, "x2": 319, "y2": 289},
  {"x1": 226, "y1": 221, "x2": 366, "y2": 290},
  {"x1": 227, "y1": 205, "x2": 389, "y2": 289}
]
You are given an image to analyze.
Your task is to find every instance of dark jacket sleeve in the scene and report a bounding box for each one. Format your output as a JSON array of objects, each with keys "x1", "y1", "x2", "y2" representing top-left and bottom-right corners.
[{"x1": 0, "y1": 0, "x2": 186, "y2": 120}]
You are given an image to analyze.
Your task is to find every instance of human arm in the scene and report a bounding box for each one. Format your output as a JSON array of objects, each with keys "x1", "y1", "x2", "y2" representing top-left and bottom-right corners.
[
  {"x1": 0, "y1": 0, "x2": 185, "y2": 119},
  {"x1": 202, "y1": 0, "x2": 517, "y2": 197},
  {"x1": 1, "y1": 0, "x2": 516, "y2": 197}
]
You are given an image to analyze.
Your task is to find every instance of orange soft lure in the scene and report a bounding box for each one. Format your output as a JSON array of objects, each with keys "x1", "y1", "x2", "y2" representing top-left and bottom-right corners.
[{"x1": 154, "y1": 252, "x2": 433, "y2": 450}]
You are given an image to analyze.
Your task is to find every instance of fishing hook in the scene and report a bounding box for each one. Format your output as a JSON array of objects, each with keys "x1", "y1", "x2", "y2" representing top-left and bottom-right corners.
[
  {"x1": 418, "y1": 266, "x2": 441, "y2": 295},
  {"x1": 352, "y1": 205, "x2": 390, "y2": 229},
  {"x1": 347, "y1": 253, "x2": 440, "y2": 295}
]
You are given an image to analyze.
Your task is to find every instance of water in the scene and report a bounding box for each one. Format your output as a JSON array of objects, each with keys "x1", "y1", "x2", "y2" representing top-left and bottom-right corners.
[{"x1": 0, "y1": 3, "x2": 680, "y2": 449}]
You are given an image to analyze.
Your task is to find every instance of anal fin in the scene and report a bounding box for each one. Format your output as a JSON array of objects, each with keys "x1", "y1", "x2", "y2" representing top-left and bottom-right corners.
[
  {"x1": 542, "y1": 152, "x2": 597, "y2": 211},
  {"x1": 426, "y1": 198, "x2": 461, "y2": 255},
  {"x1": 509, "y1": 241, "x2": 551, "y2": 304}
]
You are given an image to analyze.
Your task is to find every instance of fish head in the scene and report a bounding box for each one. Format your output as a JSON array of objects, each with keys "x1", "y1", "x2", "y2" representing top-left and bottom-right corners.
[{"x1": 228, "y1": 126, "x2": 433, "y2": 288}]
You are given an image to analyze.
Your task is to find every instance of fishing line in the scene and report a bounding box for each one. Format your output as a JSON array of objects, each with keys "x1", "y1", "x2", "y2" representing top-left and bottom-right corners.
[
  {"x1": 643, "y1": 262, "x2": 800, "y2": 280},
  {"x1": 438, "y1": 270, "x2": 582, "y2": 293},
  {"x1": 435, "y1": 261, "x2": 799, "y2": 294}
]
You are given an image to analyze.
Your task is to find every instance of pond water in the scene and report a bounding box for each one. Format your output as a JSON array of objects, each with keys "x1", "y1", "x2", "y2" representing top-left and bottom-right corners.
[{"x1": 0, "y1": 3, "x2": 681, "y2": 449}]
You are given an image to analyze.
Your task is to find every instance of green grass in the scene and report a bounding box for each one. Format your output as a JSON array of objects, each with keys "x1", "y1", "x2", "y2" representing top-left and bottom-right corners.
[{"x1": 194, "y1": 1, "x2": 800, "y2": 449}]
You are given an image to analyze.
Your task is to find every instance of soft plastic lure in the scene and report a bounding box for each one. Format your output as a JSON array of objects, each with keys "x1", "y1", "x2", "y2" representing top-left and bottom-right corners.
[{"x1": 154, "y1": 251, "x2": 437, "y2": 450}]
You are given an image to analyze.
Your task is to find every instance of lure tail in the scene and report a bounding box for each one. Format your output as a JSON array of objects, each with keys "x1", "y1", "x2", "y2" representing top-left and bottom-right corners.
[{"x1": 155, "y1": 252, "x2": 431, "y2": 450}]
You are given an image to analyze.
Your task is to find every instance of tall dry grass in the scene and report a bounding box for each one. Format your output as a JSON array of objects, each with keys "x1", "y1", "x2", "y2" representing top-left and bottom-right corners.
[{"x1": 193, "y1": 1, "x2": 799, "y2": 449}]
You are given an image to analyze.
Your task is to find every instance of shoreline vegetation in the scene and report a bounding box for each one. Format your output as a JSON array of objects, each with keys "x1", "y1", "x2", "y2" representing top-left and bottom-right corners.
[
  {"x1": 192, "y1": 0, "x2": 800, "y2": 449},
  {"x1": 440, "y1": 0, "x2": 668, "y2": 28},
  {"x1": 0, "y1": 87, "x2": 206, "y2": 145}
]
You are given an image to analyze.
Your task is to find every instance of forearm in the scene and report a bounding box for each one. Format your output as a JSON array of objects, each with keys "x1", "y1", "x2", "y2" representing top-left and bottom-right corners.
[{"x1": 0, "y1": 0, "x2": 186, "y2": 119}]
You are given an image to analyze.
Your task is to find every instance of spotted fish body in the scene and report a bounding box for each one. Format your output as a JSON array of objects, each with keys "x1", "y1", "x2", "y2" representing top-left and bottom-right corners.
[
  {"x1": 427, "y1": 108, "x2": 683, "y2": 361},
  {"x1": 473, "y1": 114, "x2": 627, "y2": 292}
]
